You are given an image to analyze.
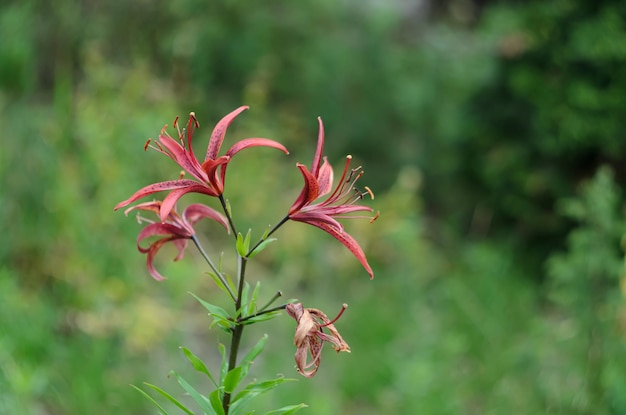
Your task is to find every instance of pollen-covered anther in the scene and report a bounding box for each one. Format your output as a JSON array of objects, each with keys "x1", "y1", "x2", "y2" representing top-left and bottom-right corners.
[
  {"x1": 178, "y1": 170, "x2": 185, "y2": 180},
  {"x1": 364, "y1": 186, "x2": 374, "y2": 200},
  {"x1": 189, "y1": 112, "x2": 199, "y2": 128},
  {"x1": 370, "y1": 210, "x2": 380, "y2": 223}
]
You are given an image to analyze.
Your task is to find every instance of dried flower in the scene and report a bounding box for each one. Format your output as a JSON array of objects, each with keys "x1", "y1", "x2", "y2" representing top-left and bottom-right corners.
[{"x1": 285, "y1": 302, "x2": 350, "y2": 378}]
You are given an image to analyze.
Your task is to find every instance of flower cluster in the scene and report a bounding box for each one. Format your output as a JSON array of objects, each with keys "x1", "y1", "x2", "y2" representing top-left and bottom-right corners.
[
  {"x1": 115, "y1": 106, "x2": 377, "y2": 378},
  {"x1": 115, "y1": 106, "x2": 288, "y2": 221}
]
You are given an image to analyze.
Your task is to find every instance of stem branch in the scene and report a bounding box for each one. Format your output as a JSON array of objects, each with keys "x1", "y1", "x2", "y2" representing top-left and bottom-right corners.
[
  {"x1": 246, "y1": 215, "x2": 289, "y2": 257},
  {"x1": 191, "y1": 235, "x2": 236, "y2": 302}
]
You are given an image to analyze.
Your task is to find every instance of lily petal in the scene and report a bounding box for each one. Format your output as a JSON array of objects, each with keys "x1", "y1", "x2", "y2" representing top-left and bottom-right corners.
[
  {"x1": 205, "y1": 106, "x2": 249, "y2": 161},
  {"x1": 316, "y1": 157, "x2": 334, "y2": 197},
  {"x1": 157, "y1": 131, "x2": 206, "y2": 181},
  {"x1": 289, "y1": 164, "x2": 320, "y2": 214},
  {"x1": 114, "y1": 179, "x2": 217, "y2": 211},
  {"x1": 144, "y1": 236, "x2": 184, "y2": 281},
  {"x1": 137, "y1": 223, "x2": 191, "y2": 252},
  {"x1": 304, "y1": 221, "x2": 373, "y2": 279},
  {"x1": 159, "y1": 184, "x2": 223, "y2": 221},
  {"x1": 183, "y1": 203, "x2": 230, "y2": 232},
  {"x1": 311, "y1": 117, "x2": 325, "y2": 178},
  {"x1": 289, "y1": 211, "x2": 344, "y2": 232},
  {"x1": 225, "y1": 138, "x2": 289, "y2": 158}
]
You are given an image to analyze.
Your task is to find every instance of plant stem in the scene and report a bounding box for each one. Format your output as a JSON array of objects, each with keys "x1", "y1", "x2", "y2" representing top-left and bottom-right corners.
[
  {"x1": 219, "y1": 195, "x2": 238, "y2": 238},
  {"x1": 238, "y1": 303, "x2": 288, "y2": 324},
  {"x1": 222, "y1": 254, "x2": 248, "y2": 414},
  {"x1": 257, "y1": 291, "x2": 283, "y2": 313},
  {"x1": 246, "y1": 215, "x2": 289, "y2": 257},
  {"x1": 191, "y1": 235, "x2": 236, "y2": 302}
]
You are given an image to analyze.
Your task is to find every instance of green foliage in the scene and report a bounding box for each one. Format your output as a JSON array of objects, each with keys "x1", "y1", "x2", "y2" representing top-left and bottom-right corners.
[
  {"x1": 545, "y1": 166, "x2": 626, "y2": 414},
  {"x1": 135, "y1": 331, "x2": 302, "y2": 415},
  {"x1": 422, "y1": 1, "x2": 626, "y2": 265},
  {"x1": 2, "y1": 0, "x2": 626, "y2": 414}
]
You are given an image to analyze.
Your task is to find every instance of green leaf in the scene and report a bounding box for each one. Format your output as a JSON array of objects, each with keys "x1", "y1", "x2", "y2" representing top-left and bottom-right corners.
[
  {"x1": 206, "y1": 271, "x2": 233, "y2": 300},
  {"x1": 264, "y1": 403, "x2": 308, "y2": 415},
  {"x1": 235, "y1": 229, "x2": 251, "y2": 257},
  {"x1": 190, "y1": 293, "x2": 234, "y2": 331},
  {"x1": 223, "y1": 367, "x2": 243, "y2": 394},
  {"x1": 248, "y1": 238, "x2": 277, "y2": 259},
  {"x1": 219, "y1": 343, "x2": 229, "y2": 388},
  {"x1": 241, "y1": 311, "x2": 283, "y2": 325},
  {"x1": 244, "y1": 228, "x2": 251, "y2": 252},
  {"x1": 247, "y1": 282, "x2": 261, "y2": 316},
  {"x1": 180, "y1": 347, "x2": 218, "y2": 388},
  {"x1": 209, "y1": 389, "x2": 225, "y2": 415},
  {"x1": 261, "y1": 225, "x2": 271, "y2": 240},
  {"x1": 130, "y1": 384, "x2": 171, "y2": 415},
  {"x1": 229, "y1": 377, "x2": 295, "y2": 415},
  {"x1": 143, "y1": 382, "x2": 195, "y2": 415},
  {"x1": 241, "y1": 335, "x2": 267, "y2": 372},
  {"x1": 238, "y1": 282, "x2": 250, "y2": 318},
  {"x1": 173, "y1": 371, "x2": 220, "y2": 415},
  {"x1": 216, "y1": 335, "x2": 269, "y2": 402}
]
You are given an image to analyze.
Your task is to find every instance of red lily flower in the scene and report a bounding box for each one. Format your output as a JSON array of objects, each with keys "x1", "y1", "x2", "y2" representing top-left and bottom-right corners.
[
  {"x1": 115, "y1": 106, "x2": 289, "y2": 220},
  {"x1": 285, "y1": 302, "x2": 350, "y2": 378},
  {"x1": 124, "y1": 201, "x2": 229, "y2": 281},
  {"x1": 288, "y1": 117, "x2": 377, "y2": 279}
]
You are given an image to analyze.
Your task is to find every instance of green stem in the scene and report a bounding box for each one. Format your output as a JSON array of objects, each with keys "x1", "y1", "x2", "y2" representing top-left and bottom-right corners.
[
  {"x1": 257, "y1": 291, "x2": 283, "y2": 313},
  {"x1": 246, "y1": 215, "x2": 289, "y2": 257},
  {"x1": 222, "y1": 255, "x2": 248, "y2": 414},
  {"x1": 219, "y1": 194, "x2": 238, "y2": 238},
  {"x1": 238, "y1": 303, "x2": 288, "y2": 324},
  {"x1": 191, "y1": 235, "x2": 236, "y2": 302}
]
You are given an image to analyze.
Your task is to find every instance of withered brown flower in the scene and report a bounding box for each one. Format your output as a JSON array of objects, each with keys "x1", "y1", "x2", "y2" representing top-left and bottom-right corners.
[{"x1": 285, "y1": 303, "x2": 350, "y2": 378}]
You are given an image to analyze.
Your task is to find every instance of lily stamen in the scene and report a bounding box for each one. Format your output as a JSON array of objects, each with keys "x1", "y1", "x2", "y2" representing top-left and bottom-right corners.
[
  {"x1": 370, "y1": 211, "x2": 380, "y2": 223},
  {"x1": 114, "y1": 106, "x2": 289, "y2": 221},
  {"x1": 320, "y1": 303, "x2": 348, "y2": 327}
]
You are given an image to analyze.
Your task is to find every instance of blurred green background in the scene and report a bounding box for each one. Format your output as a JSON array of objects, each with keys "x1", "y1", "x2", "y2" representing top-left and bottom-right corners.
[{"x1": 2, "y1": 0, "x2": 626, "y2": 413}]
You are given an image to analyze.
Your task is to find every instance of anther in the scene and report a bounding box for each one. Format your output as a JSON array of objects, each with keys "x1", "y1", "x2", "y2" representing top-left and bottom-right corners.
[
  {"x1": 370, "y1": 211, "x2": 380, "y2": 223},
  {"x1": 321, "y1": 303, "x2": 348, "y2": 327}
]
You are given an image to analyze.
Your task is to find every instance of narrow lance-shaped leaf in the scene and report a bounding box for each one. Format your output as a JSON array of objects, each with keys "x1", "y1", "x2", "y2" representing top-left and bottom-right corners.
[
  {"x1": 248, "y1": 238, "x2": 277, "y2": 259},
  {"x1": 130, "y1": 384, "x2": 171, "y2": 415},
  {"x1": 219, "y1": 343, "x2": 229, "y2": 391},
  {"x1": 229, "y1": 377, "x2": 295, "y2": 415},
  {"x1": 190, "y1": 292, "x2": 234, "y2": 331},
  {"x1": 247, "y1": 281, "x2": 262, "y2": 316},
  {"x1": 143, "y1": 382, "x2": 195, "y2": 415},
  {"x1": 209, "y1": 389, "x2": 224, "y2": 415},
  {"x1": 173, "y1": 371, "x2": 221, "y2": 415},
  {"x1": 180, "y1": 347, "x2": 218, "y2": 388},
  {"x1": 238, "y1": 282, "x2": 250, "y2": 318},
  {"x1": 264, "y1": 403, "x2": 308, "y2": 415},
  {"x1": 223, "y1": 367, "x2": 244, "y2": 394}
]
